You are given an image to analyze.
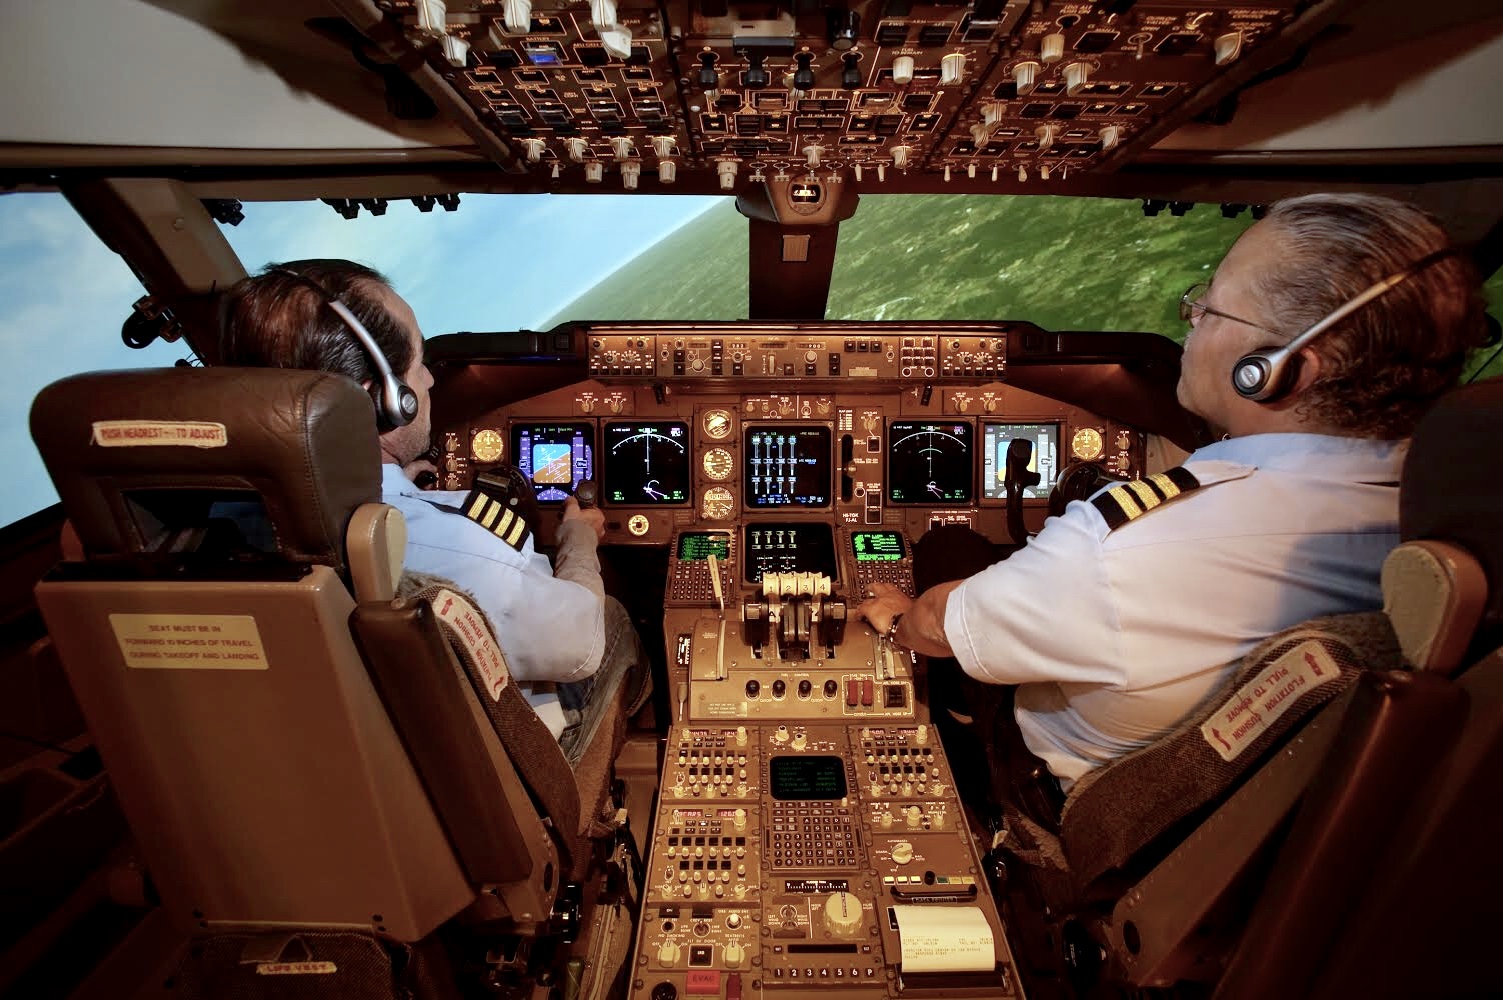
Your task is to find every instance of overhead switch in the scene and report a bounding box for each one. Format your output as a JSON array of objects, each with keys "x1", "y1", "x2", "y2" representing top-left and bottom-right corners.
[
  {"x1": 620, "y1": 162, "x2": 641, "y2": 189},
  {"x1": 698, "y1": 53, "x2": 718, "y2": 90},
  {"x1": 521, "y1": 137, "x2": 547, "y2": 163},
  {"x1": 1034, "y1": 124, "x2": 1058, "y2": 151},
  {"x1": 584, "y1": 161, "x2": 604, "y2": 183},
  {"x1": 804, "y1": 144, "x2": 824, "y2": 168},
  {"x1": 589, "y1": 0, "x2": 616, "y2": 31},
  {"x1": 610, "y1": 136, "x2": 636, "y2": 160},
  {"x1": 1012, "y1": 60, "x2": 1039, "y2": 95},
  {"x1": 1063, "y1": 61, "x2": 1090, "y2": 96},
  {"x1": 717, "y1": 160, "x2": 739, "y2": 190},
  {"x1": 565, "y1": 137, "x2": 590, "y2": 162},
  {"x1": 891, "y1": 55, "x2": 915, "y2": 85},
  {"x1": 1041, "y1": 32, "x2": 1065, "y2": 63},
  {"x1": 794, "y1": 52, "x2": 816, "y2": 90},
  {"x1": 600, "y1": 24, "x2": 633, "y2": 60},
  {"x1": 889, "y1": 144, "x2": 911, "y2": 169},
  {"x1": 503, "y1": 0, "x2": 531, "y2": 35},
  {"x1": 439, "y1": 34, "x2": 470, "y2": 67},
  {"x1": 1214, "y1": 30, "x2": 1244, "y2": 65},
  {"x1": 1099, "y1": 124, "x2": 1121, "y2": 151},
  {"x1": 842, "y1": 53, "x2": 862, "y2": 89},
  {"x1": 940, "y1": 52, "x2": 966, "y2": 86}
]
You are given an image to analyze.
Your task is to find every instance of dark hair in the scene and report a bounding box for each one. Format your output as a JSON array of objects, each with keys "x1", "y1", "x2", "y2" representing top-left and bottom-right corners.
[
  {"x1": 1258, "y1": 194, "x2": 1490, "y2": 438},
  {"x1": 218, "y1": 259, "x2": 415, "y2": 383}
]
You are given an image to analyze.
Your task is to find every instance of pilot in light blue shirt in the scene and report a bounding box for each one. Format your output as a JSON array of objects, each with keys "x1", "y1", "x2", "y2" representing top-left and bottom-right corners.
[{"x1": 381, "y1": 464, "x2": 606, "y2": 735}]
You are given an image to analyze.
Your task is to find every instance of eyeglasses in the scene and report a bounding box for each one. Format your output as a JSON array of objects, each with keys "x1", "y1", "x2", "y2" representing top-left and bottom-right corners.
[{"x1": 1179, "y1": 283, "x2": 1284, "y2": 337}]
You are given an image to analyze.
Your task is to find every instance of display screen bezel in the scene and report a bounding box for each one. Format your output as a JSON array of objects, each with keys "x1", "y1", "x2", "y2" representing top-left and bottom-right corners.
[
  {"x1": 885, "y1": 419, "x2": 976, "y2": 506},
  {"x1": 510, "y1": 421, "x2": 595, "y2": 504},
  {"x1": 979, "y1": 421, "x2": 1062, "y2": 502},
  {"x1": 741, "y1": 424, "x2": 833, "y2": 510},
  {"x1": 601, "y1": 419, "x2": 692, "y2": 507}
]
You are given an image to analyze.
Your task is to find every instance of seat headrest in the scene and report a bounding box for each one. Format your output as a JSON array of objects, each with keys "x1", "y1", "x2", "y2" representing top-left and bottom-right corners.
[
  {"x1": 30, "y1": 368, "x2": 381, "y2": 566},
  {"x1": 1401, "y1": 377, "x2": 1503, "y2": 650}
]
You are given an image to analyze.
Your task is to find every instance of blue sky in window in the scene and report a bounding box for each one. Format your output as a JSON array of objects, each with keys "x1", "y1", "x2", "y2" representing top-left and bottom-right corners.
[
  {"x1": 218, "y1": 194, "x2": 725, "y2": 335},
  {"x1": 0, "y1": 192, "x2": 719, "y2": 527}
]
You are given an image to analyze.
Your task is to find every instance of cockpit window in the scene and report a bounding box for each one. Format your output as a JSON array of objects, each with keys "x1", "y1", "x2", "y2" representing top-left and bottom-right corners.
[
  {"x1": 826, "y1": 194, "x2": 1257, "y2": 339},
  {"x1": 215, "y1": 195, "x2": 739, "y2": 333},
  {"x1": 2, "y1": 193, "x2": 190, "y2": 530}
]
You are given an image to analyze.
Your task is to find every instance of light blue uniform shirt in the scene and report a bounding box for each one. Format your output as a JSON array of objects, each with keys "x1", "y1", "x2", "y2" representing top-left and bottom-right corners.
[
  {"x1": 380, "y1": 464, "x2": 606, "y2": 735},
  {"x1": 943, "y1": 433, "x2": 1407, "y2": 789}
]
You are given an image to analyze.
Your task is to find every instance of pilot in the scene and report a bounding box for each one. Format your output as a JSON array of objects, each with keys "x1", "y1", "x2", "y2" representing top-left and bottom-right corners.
[
  {"x1": 855, "y1": 193, "x2": 1490, "y2": 816},
  {"x1": 218, "y1": 260, "x2": 649, "y2": 761}
]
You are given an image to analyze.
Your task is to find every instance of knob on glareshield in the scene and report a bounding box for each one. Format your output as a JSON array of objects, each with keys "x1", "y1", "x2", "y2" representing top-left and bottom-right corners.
[{"x1": 574, "y1": 481, "x2": 599, "y2": 509}]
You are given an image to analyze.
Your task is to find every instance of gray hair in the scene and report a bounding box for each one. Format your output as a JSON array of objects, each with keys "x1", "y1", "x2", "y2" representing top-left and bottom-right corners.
[{"x1": 1255, "y1": 193, "x2": 1488, "y2": 438}]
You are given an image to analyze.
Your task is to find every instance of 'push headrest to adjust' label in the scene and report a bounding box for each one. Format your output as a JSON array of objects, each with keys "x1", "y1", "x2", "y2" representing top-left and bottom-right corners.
[{"x1": 91, "y1": 420, "x2": 228, "y2": 448}]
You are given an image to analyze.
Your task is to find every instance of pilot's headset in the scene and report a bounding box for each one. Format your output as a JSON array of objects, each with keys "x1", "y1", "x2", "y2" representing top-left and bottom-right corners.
[
  {"x1": 270, "y1": 268, "x2": 419, "y2": 431},
  {"x1": 1231, "y1": 246, "x2": 1465, "y2": 402}
]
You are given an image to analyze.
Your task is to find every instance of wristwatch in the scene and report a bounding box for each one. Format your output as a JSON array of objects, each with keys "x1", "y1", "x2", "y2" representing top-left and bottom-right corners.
[{"x1": 885, "y1": 612, "x2": 904, "y2": 645}]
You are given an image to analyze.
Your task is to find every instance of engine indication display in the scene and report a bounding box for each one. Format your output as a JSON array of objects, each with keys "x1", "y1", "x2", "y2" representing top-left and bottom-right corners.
[
  {"x1": 744, "y1": 425, "x2": 831, "y2": 508},
  {"x1": 982, "y1": 423, "x2": 1060, "y2": 500},
  {"x1": 603, "y1": 421, "x2": 690, "y2": 505},
  {"x1": 512, "y1": 422, "x2": 593, "y2": 503},
  {"x1": 743, "y1": 522, "x2": 837, "y2": 584},
  {"x1": 886, "y1": 421, "x2": 974, "y2": 504}
]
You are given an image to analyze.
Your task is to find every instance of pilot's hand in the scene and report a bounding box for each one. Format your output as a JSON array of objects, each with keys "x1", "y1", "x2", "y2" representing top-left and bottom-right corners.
[
  {"x1": 561, "y1": 495, "x2": 606, "y2": 543},
  {"x1": 402, "y1": 457, "x2": 438, "y2": 489},
  {"x1": 855, "y1": 582, "x2": 914, "y2": 639}
]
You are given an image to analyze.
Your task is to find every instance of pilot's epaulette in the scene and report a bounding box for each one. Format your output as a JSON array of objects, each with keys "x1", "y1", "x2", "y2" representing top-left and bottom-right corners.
[
  {"x1": 1091, "y1": 467, "x2": 1201, "y2": 531},
  {"x1": 461, "y1": 487, "x2": 532, "y2": 552}
]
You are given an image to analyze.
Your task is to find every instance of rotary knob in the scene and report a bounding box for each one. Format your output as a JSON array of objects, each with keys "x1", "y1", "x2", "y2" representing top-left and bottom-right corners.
[
  {"x1": 905, "y1": 805, "x2": 923, "y2": 828},
  {"x1": 735, "y1": 725, "x2": 748, "y2": 746},
  {"x1": 890, "y1": 840, "x2": 914, "y2": 865},
  {"x1": 657, "y1": 941, "x2": 681, "y2": 967},
  {"x1": 822, "y1": 891, "x2": 864, "y2": 938},
  {"x1": 733, "y1": 808, "x2": 748, "y2": 831},
  {"x1": 791, "y1": 731, "x2": 807, "y2": 750},
  {"x1": 724, "y1": 941, "x2": 745, "y2": 968}
]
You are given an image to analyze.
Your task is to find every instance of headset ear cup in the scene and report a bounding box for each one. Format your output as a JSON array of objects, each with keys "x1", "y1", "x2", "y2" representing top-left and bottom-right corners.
[
  {"x1": 1232, "y1": 352, "x2": 1277, "y2": 401},
  {"x1": 369, "y1": 382, "x2": 395, "y2": 433},
  {"x1": 396, "y1": 383, "x2": 419, "y2": 424}
]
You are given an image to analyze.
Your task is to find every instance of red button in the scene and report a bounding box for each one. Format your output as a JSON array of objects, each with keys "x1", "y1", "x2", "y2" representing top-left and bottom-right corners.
[
  {"x1": 861, "y1": 677, "x2": 873, "y2": 706},
  {"x1": 686, "y1": 970, "x2": 721, "y2": 996},
  {"x1": 846, "y1": 678, "x2": 859, "y2": 706}
]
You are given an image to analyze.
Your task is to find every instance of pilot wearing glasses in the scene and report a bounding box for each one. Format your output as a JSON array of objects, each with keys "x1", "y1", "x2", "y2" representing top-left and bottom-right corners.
[{"x1": 856, "y1": 192, "x2": 1490, "y2": 817}]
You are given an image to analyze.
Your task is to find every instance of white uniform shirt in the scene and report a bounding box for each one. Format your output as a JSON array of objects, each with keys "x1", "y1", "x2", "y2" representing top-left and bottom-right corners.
[
  {"x1": 380, "y1": 464, "x2": 606, "y2": 735},
  {"x1": 942, "y1": 433, "x2": 1406, "y2": 789}
]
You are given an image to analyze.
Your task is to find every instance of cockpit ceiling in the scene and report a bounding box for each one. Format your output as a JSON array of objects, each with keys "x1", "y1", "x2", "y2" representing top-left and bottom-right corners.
[{"x1": 1, "y1": 0, "x2": 1501, "y2": 194}]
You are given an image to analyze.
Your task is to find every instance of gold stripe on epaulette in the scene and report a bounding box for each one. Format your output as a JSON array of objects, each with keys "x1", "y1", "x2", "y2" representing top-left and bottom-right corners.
[
  {"x1": 1148, "y1": 472, "x2": 1182, "y2": 500},
  {"x1": 1126, "y1": 479, "x2": 1161, "y2": 510},
  {"x1": 505, "y1": 515, "x2": 527, "y2": 547},
  {"x1": 467, "y1": 494, "x2": 489, "y2": 520}
]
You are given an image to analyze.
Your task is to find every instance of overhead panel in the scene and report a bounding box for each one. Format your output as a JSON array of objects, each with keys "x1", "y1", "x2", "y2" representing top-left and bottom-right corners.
[{"x1": 376, "y1": 0, "x2": 1316, "y2": 190}]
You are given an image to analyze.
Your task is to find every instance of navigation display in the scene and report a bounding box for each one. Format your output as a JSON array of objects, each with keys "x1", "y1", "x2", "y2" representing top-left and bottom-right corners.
[
  {"x1": 743, "y1": 425, "x2": 831, "y2": 508},
  {"x1": 512, "y1": 422, "x2": 594, "y2": 503},
  {"x1": 603, "y1": 421, "x2": 690, "y2": 505},
  {"x1": 852, "y1": 530, "x2": 907, "y2": 562},
  {"x1": 677, "y1": 531, "x2": 731, "y2": 561},
  {"x1": 743, "y1": 523, "x2": 837, "y2": 584},
  {"x1": 887, "y1": 420, "x2": 974, "y2": 504},
  {"x1": 982, "y1": 423, "x2": 1060, "y2": 500}
]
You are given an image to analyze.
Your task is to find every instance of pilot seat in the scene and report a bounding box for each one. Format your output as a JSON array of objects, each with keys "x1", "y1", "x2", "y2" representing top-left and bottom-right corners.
[
  {"x1": 977, "y1": 378, "x2": 1503, "y2": 997},
  {"x1": 28, "y1": 367, "x2": 646, "y2": 999}
]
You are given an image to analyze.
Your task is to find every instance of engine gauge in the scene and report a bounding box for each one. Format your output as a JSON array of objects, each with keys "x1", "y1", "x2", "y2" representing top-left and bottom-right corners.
[
  {"x1": 1071, "y1": 427, "x2": 1104, "y2": 461},
  {"x1": 701, "y1": 486, "x2": 735, "y2": 521},
  {"x1": 702, "y1": 408, "x2": 733, "y2": 440},
  {"x1": 702, "y1": 446, "x2": 734, "y2": 482},
  {"x1": 471, "y1": 428, "x2": 505, "y2": 463}
]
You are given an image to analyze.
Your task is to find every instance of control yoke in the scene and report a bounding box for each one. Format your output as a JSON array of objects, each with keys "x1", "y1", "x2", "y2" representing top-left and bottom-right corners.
[{"x1": 1005, "y1": 437, "x2": 1040, "y2": 547}]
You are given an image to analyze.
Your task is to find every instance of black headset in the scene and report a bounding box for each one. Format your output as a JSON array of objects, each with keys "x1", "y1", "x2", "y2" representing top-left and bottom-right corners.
[
  {"x1": 1231, "y1": 246, "x2": 1465, "y2": 402},
  {"x1": 271, "y1": 269, "x2": 419, "y2": 431}
]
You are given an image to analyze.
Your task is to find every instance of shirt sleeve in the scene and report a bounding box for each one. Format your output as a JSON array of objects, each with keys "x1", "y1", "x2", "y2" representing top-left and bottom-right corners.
[
  {"x1": 942, "y1": 500, "x2": 1127, "y2": 688},
  {"x1": 401, "y1": 513, "x2": 606, "y2": 685}
]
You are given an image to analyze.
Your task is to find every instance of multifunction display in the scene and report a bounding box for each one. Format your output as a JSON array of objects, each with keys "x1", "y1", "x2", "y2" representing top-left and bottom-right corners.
[
  {"x1": 743, "y1": 425, "x2": 831, "y2": 508},
  {"x1": 512, "y1": 422, "x2": 593, "y2": 503},
  {"x1": 603, "y1": 421, "x2": 690, "y2": 505},
  {"x1": 743, "y1": 522, "x2": 837, "y2": 584},
  {"x1": 769, "y1": 755, "x2": 848, "y2": 801},
  {"x1": 982, "y1": 423, "x2": 1060, "y2": 500},
  {"x1": 852, "y1": 530, "x2": 907, "y2": 562},
  {"x1": 887, "y1": 420, "x2": 975, "y2": 504}
]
